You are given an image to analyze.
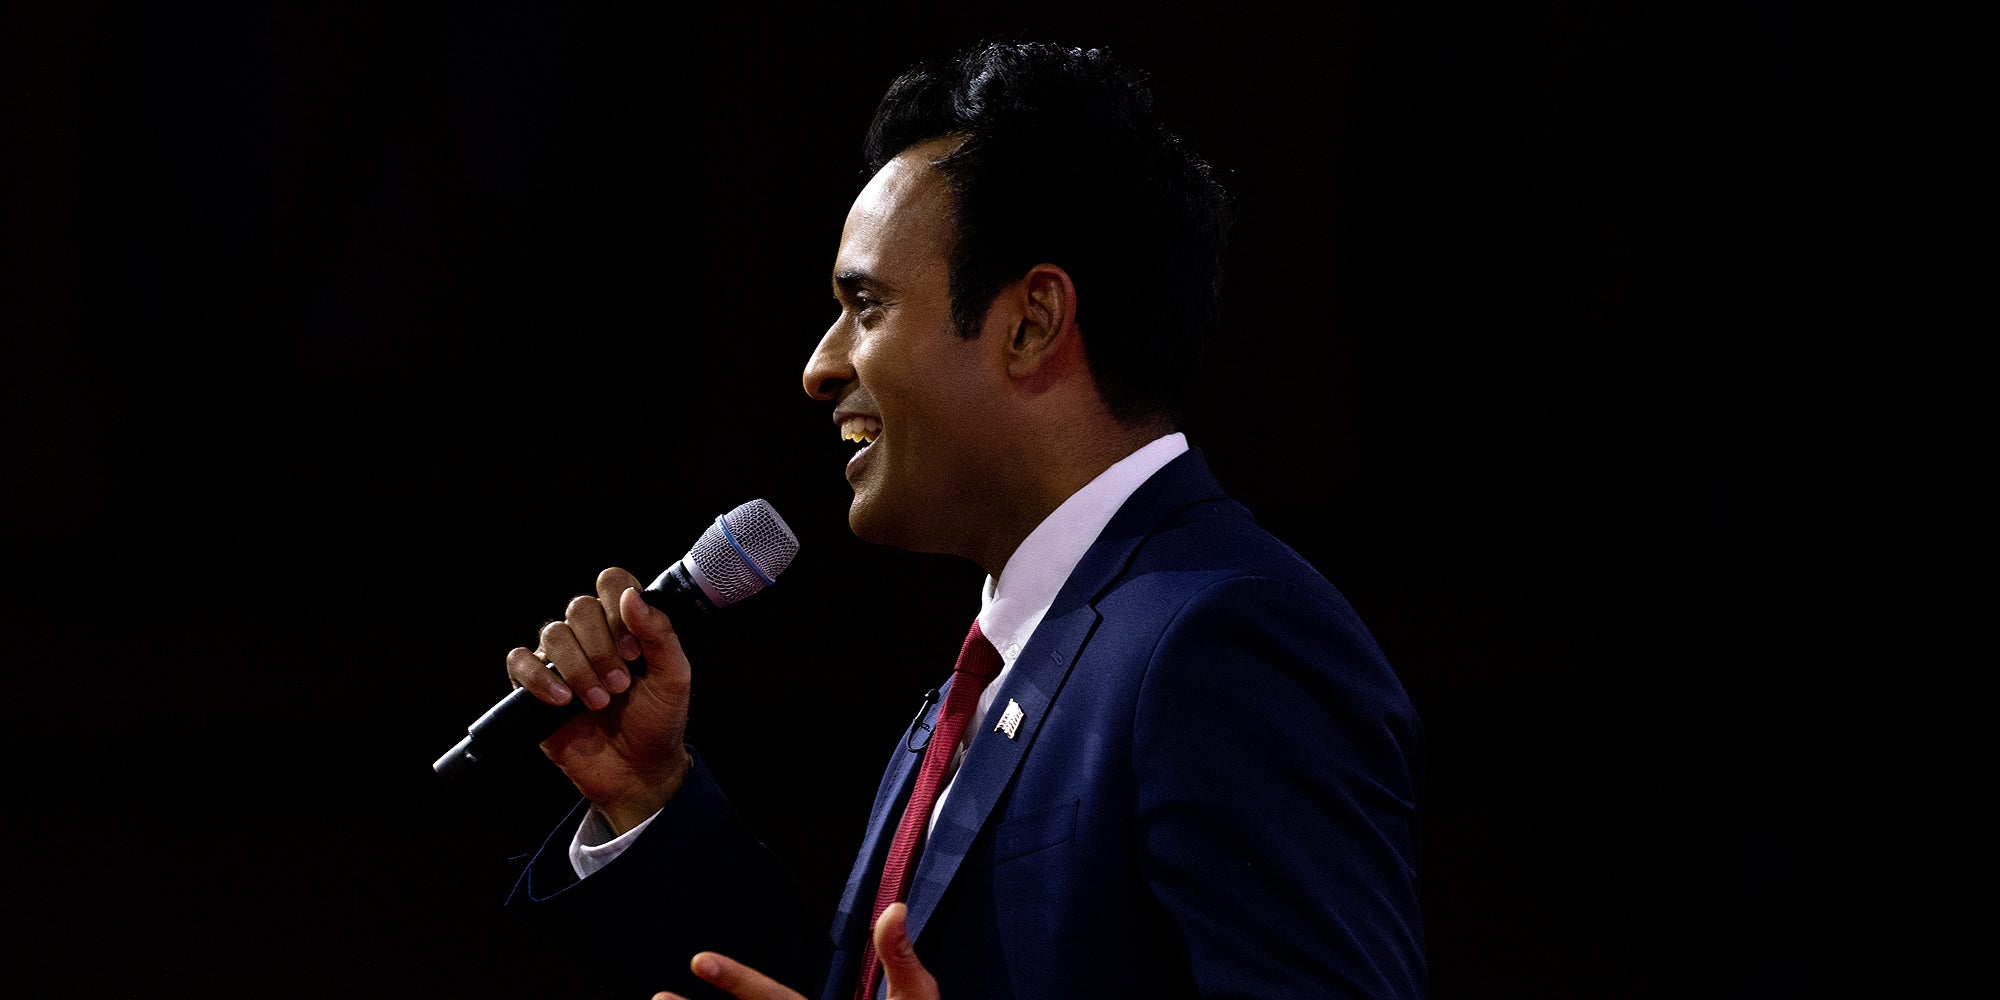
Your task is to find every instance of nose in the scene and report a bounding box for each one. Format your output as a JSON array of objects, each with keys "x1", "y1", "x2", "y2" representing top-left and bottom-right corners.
[{"x1": 802, "y1": 317, "x2": 854, "y2": 402}]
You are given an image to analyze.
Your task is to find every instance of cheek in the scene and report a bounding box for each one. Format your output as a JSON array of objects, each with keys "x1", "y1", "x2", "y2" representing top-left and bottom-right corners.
[{"x1": 854, "y1": 338, "x2": 932, "y2": 419}]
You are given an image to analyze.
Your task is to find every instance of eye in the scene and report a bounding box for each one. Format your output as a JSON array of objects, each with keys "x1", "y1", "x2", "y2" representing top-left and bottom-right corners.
[
  {"x1": 832, "y1": 281, "x2": 886, "y2": 325},
  {"x1": 851, "y1": 293, "x2": 885, "y2": 324}
]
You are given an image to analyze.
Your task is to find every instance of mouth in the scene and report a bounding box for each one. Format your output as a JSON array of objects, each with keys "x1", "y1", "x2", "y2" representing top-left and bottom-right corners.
[
  {"x1": 838, "y1": 414, "x2": 882, "y2": 448},
  {"x1": 837, "y1": 414, "x2": 881, "y2": 478}
]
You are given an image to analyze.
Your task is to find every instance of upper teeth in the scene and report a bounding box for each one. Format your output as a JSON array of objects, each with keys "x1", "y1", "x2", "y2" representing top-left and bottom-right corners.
[{"x1": 840, "y1": 416, "x2": 881, "y2": 445}]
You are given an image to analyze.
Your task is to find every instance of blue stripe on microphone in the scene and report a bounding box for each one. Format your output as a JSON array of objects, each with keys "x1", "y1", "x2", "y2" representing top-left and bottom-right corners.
[{"x1": 716, "y1": 514, "x2": 776, "y2": 586}]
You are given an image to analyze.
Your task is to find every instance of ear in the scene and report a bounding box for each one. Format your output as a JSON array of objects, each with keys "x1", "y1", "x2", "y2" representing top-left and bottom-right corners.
[{"x1": 1000, "y1": 263, "x2": 1079, "y2": 381}]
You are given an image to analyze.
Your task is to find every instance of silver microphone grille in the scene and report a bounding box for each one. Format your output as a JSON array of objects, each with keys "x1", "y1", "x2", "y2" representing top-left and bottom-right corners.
[{"x1": 685, "y1": 499, "x2": 800, "y2": 607}]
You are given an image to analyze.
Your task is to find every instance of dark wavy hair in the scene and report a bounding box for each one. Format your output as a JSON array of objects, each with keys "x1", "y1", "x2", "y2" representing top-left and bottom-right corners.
[{"x1": 863, "y1": 40, "x2": 1235, "y2": 426}]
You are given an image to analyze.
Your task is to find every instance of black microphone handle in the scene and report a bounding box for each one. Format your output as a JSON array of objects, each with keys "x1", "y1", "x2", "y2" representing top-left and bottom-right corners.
[{"x1": 431, "y1": 560, "x2": 718, "y2": 781}]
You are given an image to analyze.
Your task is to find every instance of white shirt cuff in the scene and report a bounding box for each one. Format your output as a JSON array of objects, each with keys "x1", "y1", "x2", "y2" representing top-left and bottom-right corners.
[{"x1": 568, "y1": 804, "x2": 660, "y2": 879}]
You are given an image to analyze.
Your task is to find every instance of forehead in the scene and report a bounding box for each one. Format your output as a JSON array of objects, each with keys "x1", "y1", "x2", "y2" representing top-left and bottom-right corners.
[{"x1": 834, "y1": 141, "x2": 958, "y2": 283}]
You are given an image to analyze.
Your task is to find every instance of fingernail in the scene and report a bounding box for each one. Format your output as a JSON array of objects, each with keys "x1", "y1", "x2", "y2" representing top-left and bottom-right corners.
[
  {"x1": 584, "y1": 687, "x2": 610, "y2": 710},
  {"x1": 618, "y1": 634, "x2": 641, "y2": 660},
  {"x1": 606, "y1": 668, "x2": 630, "y2": 693},
  {"x1": 548, "y1": 681, "x2": 572, "y2": 704},
  {"x1": 691, "y1": 954, "x2": 718, "y2": 977}
]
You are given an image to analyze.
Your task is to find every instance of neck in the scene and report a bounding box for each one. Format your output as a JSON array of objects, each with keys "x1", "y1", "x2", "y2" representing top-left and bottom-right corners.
[{"x1": 968, "y1": 414, "x2": 1174, "y2": 580}]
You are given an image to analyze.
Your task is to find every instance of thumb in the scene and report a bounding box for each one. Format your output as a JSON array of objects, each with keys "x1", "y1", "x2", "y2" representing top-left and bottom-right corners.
[
  {"x1": 621, "y1": 586, "x2": 686, "y2": 656},
  {"x1": 873, "y1": 902, "x2": 939, "y2": 1000}
]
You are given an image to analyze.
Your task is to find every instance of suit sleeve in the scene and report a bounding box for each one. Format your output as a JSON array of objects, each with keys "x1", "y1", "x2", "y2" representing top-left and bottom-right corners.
[
  {"x1": 504, "y1": 748, "x2": 829, "y2": 1000},
  {"x1": 1131, "y1": 575, "x2": 1429, "y2": 999}
]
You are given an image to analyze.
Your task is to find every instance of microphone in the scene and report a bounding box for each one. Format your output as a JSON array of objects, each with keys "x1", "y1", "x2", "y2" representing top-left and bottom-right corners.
[{"x1": 432, "y1": 498, "x2": 800, "y2": 781}]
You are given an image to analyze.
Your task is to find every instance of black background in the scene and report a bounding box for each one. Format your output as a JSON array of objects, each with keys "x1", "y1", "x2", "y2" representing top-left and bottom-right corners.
[{"x1": 5, "y1": 2, "x2": 1809, "y2": 997}]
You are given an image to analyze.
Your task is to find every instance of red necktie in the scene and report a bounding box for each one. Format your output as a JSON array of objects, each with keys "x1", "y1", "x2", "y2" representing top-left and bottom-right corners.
[{"x1": 854, "y1": 619, "x2": 1005, "y2": 1000}]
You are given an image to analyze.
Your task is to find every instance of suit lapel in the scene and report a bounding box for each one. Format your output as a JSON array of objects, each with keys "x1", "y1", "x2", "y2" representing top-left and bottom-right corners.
[
  {"x1": 901, "y1": 599, "x2": 1099, "y2": 941},
  {"x1": 899, "y1": 448, "x2": 1233, "y2": 942},
  {"x1": 829, "y1": 700, "x2": 935, "y2": 955}
]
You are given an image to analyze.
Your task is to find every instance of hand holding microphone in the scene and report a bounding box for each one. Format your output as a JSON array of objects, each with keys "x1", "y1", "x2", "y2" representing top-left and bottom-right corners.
[{"x1": 435, "y1": 500, "x2": 799, "y2": 826}]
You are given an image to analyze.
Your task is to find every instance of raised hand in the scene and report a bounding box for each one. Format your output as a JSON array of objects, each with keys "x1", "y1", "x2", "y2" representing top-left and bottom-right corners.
[{"x1": 653, "y1": 903, "x2": 938, "y2": 1000}]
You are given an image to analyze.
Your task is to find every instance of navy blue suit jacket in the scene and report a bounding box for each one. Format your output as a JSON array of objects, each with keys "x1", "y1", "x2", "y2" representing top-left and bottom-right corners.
[{"x1": 507, "y1": 449, "x2": 1428, "y2": 999}]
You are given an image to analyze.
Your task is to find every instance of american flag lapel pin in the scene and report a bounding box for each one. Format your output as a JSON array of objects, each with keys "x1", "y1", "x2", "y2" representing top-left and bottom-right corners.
[{"x1": 995, "y1": 698, "x2": 1024, "y2": 739}]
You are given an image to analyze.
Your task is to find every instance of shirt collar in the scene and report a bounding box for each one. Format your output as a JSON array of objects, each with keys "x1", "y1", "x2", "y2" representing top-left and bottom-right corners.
[{"x1": 976, "y1": 432, "x2": 1188, "y2": 665}]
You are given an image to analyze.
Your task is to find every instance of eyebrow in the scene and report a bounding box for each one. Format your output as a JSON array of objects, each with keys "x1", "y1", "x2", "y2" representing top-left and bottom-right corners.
[{"x1": 832, "y1": 270, "x2": 886, "y2": 300}]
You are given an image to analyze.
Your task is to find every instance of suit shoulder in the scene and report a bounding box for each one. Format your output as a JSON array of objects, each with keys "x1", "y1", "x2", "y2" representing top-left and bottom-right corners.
[
  {"x1": 1105, "y1": 498, "x2": 1398, "y2": 674},
  {"x1": 1131, "y1": 498, "x2": 1347, "y2": 600}
]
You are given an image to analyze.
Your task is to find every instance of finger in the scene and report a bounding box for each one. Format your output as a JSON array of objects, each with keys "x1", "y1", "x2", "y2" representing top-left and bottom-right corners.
[
  {"x1": 595, "y1": 566, "x2": 647, "y2": 661},
  {"x1": 563, "y1": 593, "x2": 631, "y2": 695},
  {"x1": 621, "y1": 585, "x2": 685, "y2": 663},
  {"x1": 653, "y1": 994, "x2": 689, "y2": 1000},
  {"x1": 504, "y1": 645, "x2": 571, "y2": 706},
  {"x1": 689, "y1": 951, "x2": 808, "y2": 1000},
  {"x1": 873, "y1": 902, "x2": 939, "y2": 1000},
  {"x1": 540, "y1": 620, "x2": 611, "y2": 711}
]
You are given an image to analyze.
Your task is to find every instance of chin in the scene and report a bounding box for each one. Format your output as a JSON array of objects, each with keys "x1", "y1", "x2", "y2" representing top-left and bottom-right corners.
[
  {"x1": 845, "y1": 494, "x2": 892, "y2": 546},
  {"x1": 846, "y1": 493, "x2": 931, "y2": 554}
]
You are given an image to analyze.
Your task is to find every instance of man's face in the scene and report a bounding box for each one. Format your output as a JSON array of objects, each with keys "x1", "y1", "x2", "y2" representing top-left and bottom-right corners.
[{"x1": 802, "y1": 140, "x2": 1000, "y2": 556}]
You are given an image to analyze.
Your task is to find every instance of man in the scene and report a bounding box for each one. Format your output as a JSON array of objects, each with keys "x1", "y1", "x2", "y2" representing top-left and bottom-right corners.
[{"x1": 497, "y1": 40, "x2": 1427, "y2": 1000}]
